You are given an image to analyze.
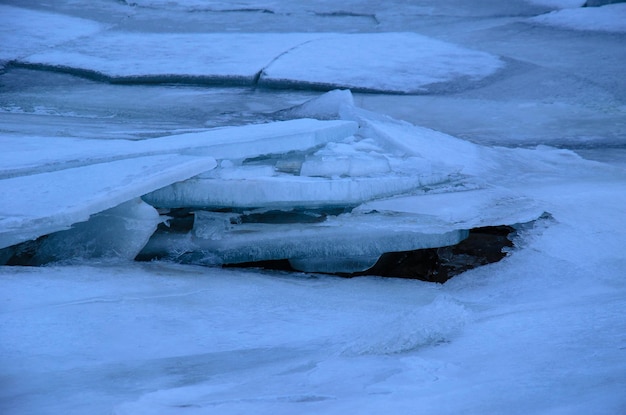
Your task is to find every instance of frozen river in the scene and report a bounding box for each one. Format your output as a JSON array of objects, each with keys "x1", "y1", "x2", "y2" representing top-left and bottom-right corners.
[{"x1": 1, "y1": 1, "x2": 625, "y2": 414}]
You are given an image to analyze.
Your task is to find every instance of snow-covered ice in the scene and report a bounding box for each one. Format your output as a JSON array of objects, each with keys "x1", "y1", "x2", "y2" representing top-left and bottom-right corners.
[{"x1": 1, "y1": 1, "x2": 625, "y2": 414}]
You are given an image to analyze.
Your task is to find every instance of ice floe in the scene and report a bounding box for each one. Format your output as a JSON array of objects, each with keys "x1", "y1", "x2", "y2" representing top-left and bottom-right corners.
[
  {"x1": 141, "y1": 210, "x2": 468, "y2": 270},
  {"x1": 259, "y1": 33, "x2": 504, "y2": 93},
  {"x1": 530, "y1": 3, "x2": 626, "y2": 32},
  {"x1": 18, "y1": 28, "x2": 503, "y2": 93},
  {"x1": 0, "y1": 5, "x2": 104, "y2": 63}
]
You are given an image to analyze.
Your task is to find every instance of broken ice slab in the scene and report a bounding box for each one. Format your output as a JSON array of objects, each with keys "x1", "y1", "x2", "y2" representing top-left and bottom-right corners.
[
  {"x1": 0, "y1": 119, "x2": 357, "y2": 178},
  {"x1": 347, "y1": 107, "x2": 484, "y2": 175},
  {"x1": 18, "y1": 28, "x2": 502, "y2": 93},
  {"x1": 142, "y1": 173, "x2": 449, "y2": 209},
  {"x1": 0, "y1": 154, "x2": 215, "y2": 250},
  {"x1": 355, "y1": 187, "x2": 546, "y2": 231},
  {"x1": 19, "y1": 31, "x2": 325, "y2": 84},
  {"x1": 5, "y1": 198, "x2": 160, "y2": 265},
  {"x1": 140, "y1": 210, "x2": 469, "y2": 267},
  {"x1": 259, "y1": 33, "x2": 504, "y2": 93}
]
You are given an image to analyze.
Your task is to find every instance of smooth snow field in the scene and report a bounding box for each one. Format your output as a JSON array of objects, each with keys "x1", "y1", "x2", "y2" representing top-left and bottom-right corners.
[{"x1": 1, "y1": 1, "x2": 625, "y2": 414}]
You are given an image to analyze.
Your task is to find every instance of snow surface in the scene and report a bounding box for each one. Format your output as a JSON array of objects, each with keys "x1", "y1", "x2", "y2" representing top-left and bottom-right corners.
[
  {"x1": 530, "y1": 3, "x2": 626, "y2": 32},
  {"x1": 1, "y1": 1, "x2": 626, "y2": 414}
]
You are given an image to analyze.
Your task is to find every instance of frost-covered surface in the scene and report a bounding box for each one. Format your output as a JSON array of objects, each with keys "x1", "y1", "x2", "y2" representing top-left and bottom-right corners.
[{"x1": 530, "y1": 3, "x2": 626, "y2": 32}]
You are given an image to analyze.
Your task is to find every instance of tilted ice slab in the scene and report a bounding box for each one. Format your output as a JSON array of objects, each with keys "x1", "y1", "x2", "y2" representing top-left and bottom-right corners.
[
  {"x1": 22, "y1": 198, "x2": 160, "y2": 265},
  {"x1": 0, "y1": 5, "x2": 104, "y2": 63},
  {"x1": 355, "y1": 187, "x2": 545, "y2": 232},
  {"x1": 20, "y1": 31, "x2": 503, "y2": 92},
  {"x1": 346, "y1": 107, "x2": 485, "y2": 175},
  {"x1": 259, "y1": 33, "x2": 504, "y2": 93},
  {"x1": 0, "y1": 154, "x2": 216, "y2": 250},
  {"x1": 529, "y1": 4, "x2": 626, "y2": 33},
  {"x1": 0, "y1": 119, "x2": 355, "y2": 178},
  {"x1": 143, "y1": 210, "x2": 468, "y2": 266},
  {"x1": 0, "y1": 119, "x2": 356, "y2": 249}
]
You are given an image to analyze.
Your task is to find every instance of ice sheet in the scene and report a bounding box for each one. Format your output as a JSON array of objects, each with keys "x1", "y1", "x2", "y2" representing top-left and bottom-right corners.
[
  {"x1": 356, "y1": 187, "x2": 546, "y2": 231},
  {"x1": 260, "y1": 33, "x2": 504, "y2": 93},
  {"x1": 142, "y1": 173, "x2": 448, "y2": 209},
  {"x1": 19, "y1": 31, "x2": 503, "y2": 93},
  {"x1": 187, "y1": 210, "x2": 468, "y2": 264},
  {"x1": 530, "y1": 3, "x2": 626, "y2": 32},
  {"x1": 347, "y1": 107, "x2": 483, "y2": 174},
  {"x1": 19, "y1": 32, "x2": 324, "y2": 83},
  {"x1": 0, "y1": 154, "x2": 215, "y2": 249},
  {"x1": 0, "y1": 5, "x2": 104, "y2": 62},
  {"x1": 0, "y1": 119, "x2": 356, "y2": 178}
]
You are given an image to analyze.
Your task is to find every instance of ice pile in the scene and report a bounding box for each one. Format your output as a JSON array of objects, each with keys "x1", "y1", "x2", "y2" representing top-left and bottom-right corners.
[
  {"x1": 137, "y1": 91, "x2": 545, "y2": 274},
  {"x1": 1, "y1": 90, "x2": 546, "y2": 275}
]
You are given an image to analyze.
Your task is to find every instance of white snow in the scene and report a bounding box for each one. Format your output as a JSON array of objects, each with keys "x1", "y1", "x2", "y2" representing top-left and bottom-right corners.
[
  {"x1": 0, "y1": 5, "x2": 104, "y2": 62},
  {"x1": 260, "y1": 33, "x2": 504, "y2": 93},
  {"x1": 530, "y1": 3, "x2": 626, "y2": 32}
]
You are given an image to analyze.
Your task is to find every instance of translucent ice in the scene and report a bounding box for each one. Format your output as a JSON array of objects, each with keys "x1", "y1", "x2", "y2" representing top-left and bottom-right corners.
[
  {"x1": 187, "y1": 210, "x2": 468, "y2": 266},
  {"x1": 23, "y1": 198, "x2": 160, "y2": 265},
  {"x1": 142, "y1": 174, "x2": 447, "y2": 209}
]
